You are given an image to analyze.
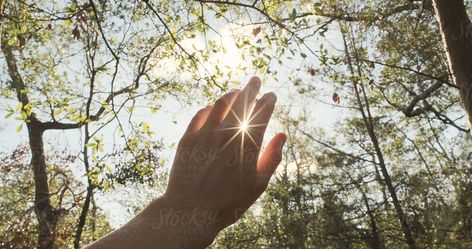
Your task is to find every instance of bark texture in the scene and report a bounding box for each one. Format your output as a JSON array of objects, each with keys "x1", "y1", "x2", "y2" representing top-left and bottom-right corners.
[
  {"x1": 433, "y1": 0, "x2": 472, "y2": 132},
  {"x1": 2, "y1": 41, "x2": 58, "y2": 249}
]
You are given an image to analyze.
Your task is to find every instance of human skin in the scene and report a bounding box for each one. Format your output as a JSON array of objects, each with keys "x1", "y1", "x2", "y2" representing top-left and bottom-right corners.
[{"x1": 85, "y1": 76, "x2": 286, "y2": 248}]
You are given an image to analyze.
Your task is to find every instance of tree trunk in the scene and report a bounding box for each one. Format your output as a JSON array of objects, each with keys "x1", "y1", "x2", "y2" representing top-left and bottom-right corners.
[
  {"x1": 29, "y1": 125, "x2": 58, "y2": 249},
  {"x1": 432, "y1": 0, "x2": 472, "y2": 132},
  {"x1": 2, "y1": 40, "x2": 58, "y2": 249},
  {"x1": 341, "y1": 29, "x2": 419, "y2": 249}
]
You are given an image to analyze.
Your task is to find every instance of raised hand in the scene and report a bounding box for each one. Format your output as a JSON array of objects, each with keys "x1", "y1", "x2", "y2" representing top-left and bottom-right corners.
[{"x1": 86, "y1": 76, "x2": 286, "y2": 249}]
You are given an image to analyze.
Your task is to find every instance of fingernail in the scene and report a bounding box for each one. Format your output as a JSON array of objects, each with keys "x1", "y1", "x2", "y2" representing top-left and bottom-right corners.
[
  {"x1": 247, "y1": 76, "x2": 261, "y2": 89},
  {"x1": 260, "y1": 92, "x2": 277, "y2": 104}
]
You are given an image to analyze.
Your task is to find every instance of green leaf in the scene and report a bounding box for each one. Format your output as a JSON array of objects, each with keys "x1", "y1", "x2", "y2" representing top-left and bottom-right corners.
[
  {"x1": 20, "y1": 111, "x2": 27, "y2": 120},
  {"x1": 95, "y1": 65, "x2": 108, "y2": 72},
  {"x1": 19, "y1": 25, "x2": 27, "y2": 33},
  {"x1": 5, "y1": 112, "x2": 14, "y2": 119},
  {"x1": 290, "y1": 8, "x2": 297, "y2": 22},
  {"x1": 16, "y1": 123, "x2": 23, "y2": 132},
  {"x1": 150, "y1": 107, "x2": 158, "y2": 114},
  {"x1": 53, "y1": 109, "x2": 63, "y2": 116},
  {"x1": 230, "y1": 81, "x2": 240, "y2": 86},
  {"x1": 65, "y1": 19, "x2": 72, "y2": 28},
  {"x1": 69, "y1": 1, "x2": 77, "y2": 12},
  {"x1": 7, "y1": 37, "x2": 16, "y2": 46}
]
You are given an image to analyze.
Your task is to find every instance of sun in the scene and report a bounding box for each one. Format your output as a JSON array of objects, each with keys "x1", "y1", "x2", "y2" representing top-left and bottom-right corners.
[
  {"x1": 239, "y1": 120, "x2": 249, "y2": 133},
  {"x1": 219, "y1": 104, "x2": 266, "y2": 152}
]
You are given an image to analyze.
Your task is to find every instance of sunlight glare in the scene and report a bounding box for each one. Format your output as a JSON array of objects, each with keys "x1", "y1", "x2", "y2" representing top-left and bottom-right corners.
[{"x1": 239, "y1": 120, "x2": 249, "y2": 133}]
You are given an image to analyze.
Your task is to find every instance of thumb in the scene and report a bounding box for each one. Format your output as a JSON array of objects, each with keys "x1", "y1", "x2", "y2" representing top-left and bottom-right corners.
[{"x1": 253, "y1": 133, "x2": 287, "y2": 196}]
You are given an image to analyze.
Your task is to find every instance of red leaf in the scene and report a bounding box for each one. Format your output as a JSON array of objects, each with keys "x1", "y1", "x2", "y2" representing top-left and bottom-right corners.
[
  {"x1": 308, "y1": 68, "x2": 316, "y2": 76},
  {"x1": 332, "y1": 92, "x2": 340, "y2": 104},
  {"x1": 252, "y1": 26, "x2": 262, "y2": 37},
  {"x1": 72, "y1": 26, "x2": 81, "y2": 40},
  {"x1": 368, "y1": 61, "x2": 375, "y2": 68}
]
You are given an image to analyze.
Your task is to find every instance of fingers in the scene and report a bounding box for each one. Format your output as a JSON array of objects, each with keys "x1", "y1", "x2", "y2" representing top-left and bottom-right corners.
[
  {"x1": 253, "y1": 133, "x2": 287, "y2": 197},
  {"x1": 223, "y1": 76, "x2": 261, "y2": 127},
  {"x1": 220, "y1": 133, "x2": 286, "y2": 228},
  {"x1": 201, "y1": 90, "x2": 240, "y2": 131},
  {"x1": 246, "y1": 92, "x2": 277, "y2": 149},
  {"x1": 184, "y1": 106, "x2": 213, "y2": 135}
]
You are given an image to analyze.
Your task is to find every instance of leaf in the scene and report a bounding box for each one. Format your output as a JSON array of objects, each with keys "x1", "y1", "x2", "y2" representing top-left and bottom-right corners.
[
  {"x1": 19, "y1": 25, "x2": 27, "y2": 33},
  {"x1": 252, "y1": 26, "x2": 261, "y2": 37},
  {"x1": 332, "y1": 92, "x2": 340, "y2": 104},
  {"x1": 95, "y1": 65, "x2": 107, "y2": 72},
  {"x1": 15, "y1": 103, "x2": 23, "y2": 111},
  {"x1": 150, "y1": 108, "x2": 158, "y2": 114},
  {"x1": 72, "y1": 26, "x2": 81, "y2": 40},
  {"x1": 5, "y1": 112, "x2": 14, "y2": 119},
  {"x1": 300, "y1": 52, "x2": 307, "y2": 58},
  {"x1": 69, "y1": 1, "x2": 77, "y2": 12},
  {"x1": 290, "y1": 8, "x2": 297, "y2": 22},
  {"x1": 16, "y1": 123, "x2": 23, "y2": 133},
  {"x1": 65, "y1": 18, "x2": 72, "y2": 28},
  {"x1": 20, "y1": 111, "x2": 28, "y2": 120},
  {"x1": 53, "y1": 108, "x2": 63, "y2": 116},
  {"x1": 230, "y1": 80, "x2": 240, "y2": 86},
  {"x1": 7, "y1": 37, "x2": 16, "y2": 46},
  {"x1": 308, "y1": 68, "x2": 316, "y2": 76}
]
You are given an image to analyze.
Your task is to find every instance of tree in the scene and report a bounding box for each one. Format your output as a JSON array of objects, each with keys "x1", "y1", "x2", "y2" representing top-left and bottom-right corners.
[
  {"x1": 432, "y1": 0, "x2": 472, "y2": 132},
  {"x1": 205, "y1": 1, "x2": 472, "y2": 248},
  {"x1": 2, "y1": 0, "x2": 472, "y2": 248},
  {"x1": 0, "y1": 146, "x2": 111, "y2": 248},
  {"x1": 1, "y1": 0, "x2": 257, "y2": 248}
]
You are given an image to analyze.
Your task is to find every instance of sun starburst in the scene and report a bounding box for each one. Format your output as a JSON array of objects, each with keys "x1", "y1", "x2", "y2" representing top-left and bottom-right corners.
[{"x1": 239, "y1": 120, "x2": 249, "y2": 132}]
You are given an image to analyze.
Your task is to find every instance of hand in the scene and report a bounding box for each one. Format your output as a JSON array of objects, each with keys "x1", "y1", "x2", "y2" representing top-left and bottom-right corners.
[
  {"x1": 163, "y1": 76, "x2": 286, "y2": 245},
  {"x1": 85, "y1": 76, "x2": 286, "y2": 249}
]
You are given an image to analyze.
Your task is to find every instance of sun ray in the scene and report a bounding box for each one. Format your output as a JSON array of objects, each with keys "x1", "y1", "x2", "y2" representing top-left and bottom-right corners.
[
  {"x1": 220, "y1": 129, "x2": 242, "y2": 151},
  {"x1": 245, "y1": 131, "x2": 259, "y2": 149},
  {"x1": 218, "y1": 126, "x2": 241, "y2": 132},
  {"x1": 239, "y1": 128, "x2": 245, "y2": 167},
  {"x1": 219, "y1": 99, "x2": 268, "y2": 160},
  {"x1": 246, "y1": 101, "x2": 267, "y2": 124}
]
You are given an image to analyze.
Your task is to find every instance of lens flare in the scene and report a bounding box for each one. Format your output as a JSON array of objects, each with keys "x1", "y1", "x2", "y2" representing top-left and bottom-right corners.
[
  {"x1": 239, "y1": 120, "x2": 249, "y2": 132},
  {"x1": 219, "y1": 99, "x2": 268, "y2": 154}
]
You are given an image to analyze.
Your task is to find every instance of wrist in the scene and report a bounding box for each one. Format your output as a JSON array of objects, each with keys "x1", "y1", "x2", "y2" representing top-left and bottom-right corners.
[{"x1": 143, "y1": 196, "x2": 222, "y2": 248}]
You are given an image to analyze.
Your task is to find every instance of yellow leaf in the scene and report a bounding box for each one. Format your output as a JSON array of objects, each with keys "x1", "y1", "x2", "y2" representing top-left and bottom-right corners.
[
  {"x1": 65, "y1": 18, "x2": 72, "y2": 28},
  {"x1": 16, "y1": 123, "x2": 23, "y2": 132}
]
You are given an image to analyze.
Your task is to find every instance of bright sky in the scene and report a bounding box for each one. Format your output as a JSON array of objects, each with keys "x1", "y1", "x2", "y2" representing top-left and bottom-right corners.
[{"x1": 0, "y1": 20, "x2": 347, "y2": 227}]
